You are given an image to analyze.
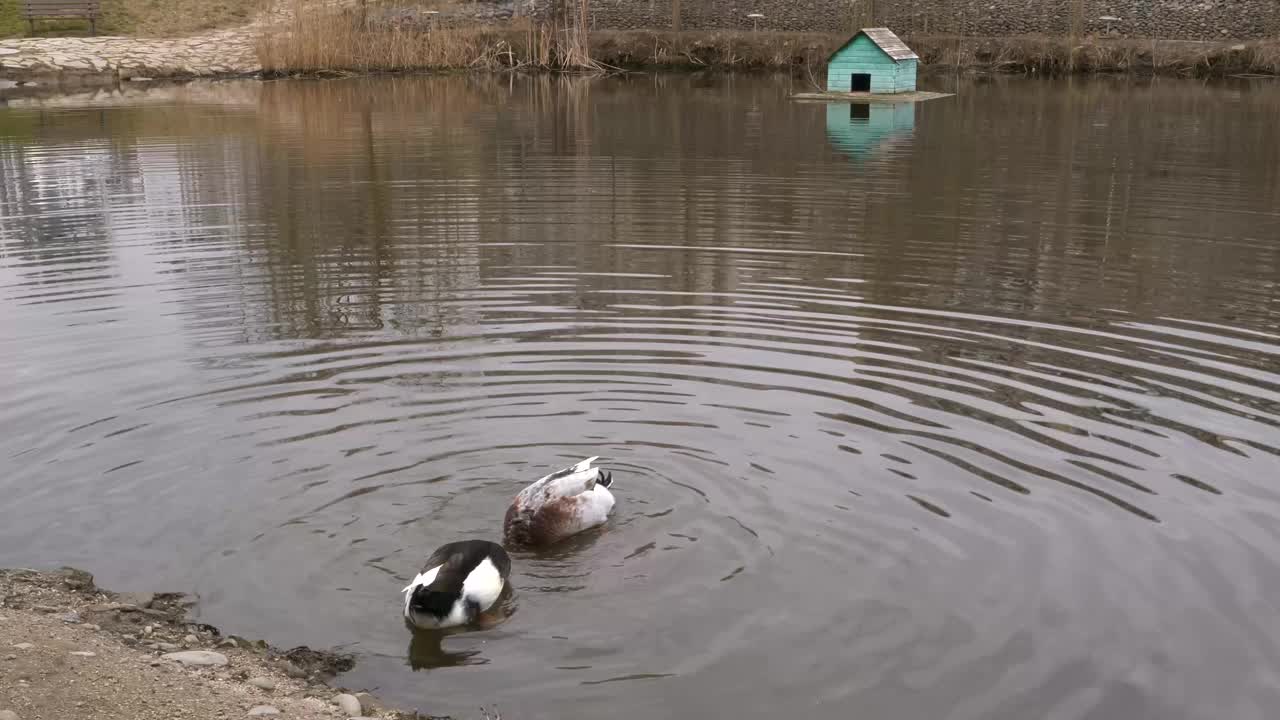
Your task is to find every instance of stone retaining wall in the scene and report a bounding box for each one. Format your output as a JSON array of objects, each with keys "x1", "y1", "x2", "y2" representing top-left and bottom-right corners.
[
  {"x1": 0, "y1": 32, "x2": 257, "y2": 82},
  {"x1": 879, "y1": 0, "x2": 1280, "y2": 40},
  {"x1": 529, "y1": 0, "x2": 1280, "y2": 40}
]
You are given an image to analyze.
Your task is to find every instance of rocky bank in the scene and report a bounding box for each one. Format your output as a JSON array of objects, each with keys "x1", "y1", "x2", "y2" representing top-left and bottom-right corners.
[
  {"x1": 0, "y1": 568, "x2": 424, "y2": 720},
  {"x1": 0, "y1": 30, "x2": 256, "y2": 85}
]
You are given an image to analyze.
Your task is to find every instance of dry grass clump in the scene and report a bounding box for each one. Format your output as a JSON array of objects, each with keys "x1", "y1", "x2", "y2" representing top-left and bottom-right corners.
[
  {"x1": 913, "y1": 35, "x2": 1280, "y2": 76},
  {"x1": 589, "y1": 30, "x2": 837, "y2": 70},
  {"x1": 256, "y1": 1, "x2": 601, "y2": 73}
]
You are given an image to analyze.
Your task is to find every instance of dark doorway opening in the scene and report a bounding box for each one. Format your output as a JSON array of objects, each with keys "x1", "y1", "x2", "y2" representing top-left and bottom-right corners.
[
  {"x1": 850, "y1": 103, "x2": 870, "y2": 122},
  {"x1": 851, "y1": 73, "x2": 872, "y2": 92}
]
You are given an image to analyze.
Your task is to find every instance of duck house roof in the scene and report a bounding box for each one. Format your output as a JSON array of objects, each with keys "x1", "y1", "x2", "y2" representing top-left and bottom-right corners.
[{"x1": 835, "y1": 27, "x2": 919, "y2": 62}]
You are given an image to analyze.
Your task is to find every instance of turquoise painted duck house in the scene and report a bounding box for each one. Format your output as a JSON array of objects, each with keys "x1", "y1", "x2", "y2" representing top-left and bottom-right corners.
[{"x1": 826, "y1": 28, "x2": 918, "y2": 94}]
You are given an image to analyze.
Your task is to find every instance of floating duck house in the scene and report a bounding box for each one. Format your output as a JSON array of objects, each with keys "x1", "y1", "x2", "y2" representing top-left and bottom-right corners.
[{"x1": 826, "y1": 28, "x2": 918, "y2": 94}]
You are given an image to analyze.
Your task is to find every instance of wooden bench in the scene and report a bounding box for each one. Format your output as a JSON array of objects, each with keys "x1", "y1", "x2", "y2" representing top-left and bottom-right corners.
[{"x1": 22, "y1": 0, "x2": 102, "y2": 36}]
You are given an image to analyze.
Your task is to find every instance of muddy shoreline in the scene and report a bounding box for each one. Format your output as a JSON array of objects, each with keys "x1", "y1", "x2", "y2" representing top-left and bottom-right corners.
[{"x1": 0, "y1": 567, "x2": 436, "y2": 720}]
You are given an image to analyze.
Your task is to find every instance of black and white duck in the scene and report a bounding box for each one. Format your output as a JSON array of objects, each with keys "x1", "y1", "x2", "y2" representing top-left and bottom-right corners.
[{"x1": 402, "y1": 539, "x2": 511, "y2": 630}]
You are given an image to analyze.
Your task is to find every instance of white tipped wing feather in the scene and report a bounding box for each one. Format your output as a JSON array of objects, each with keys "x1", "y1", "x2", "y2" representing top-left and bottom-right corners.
[
  {"x1": 402, "y1": 566, "x2": 440, "y2": 594},
  {"x1": 517, "y1": 456, "x2": 603, "y2": 504},
  {"x1": 570, "y1": 456, "x2": 599, "y2": 473},
  {"x1": 402, "y1": 565, "x2": 441, "y2": 615}
]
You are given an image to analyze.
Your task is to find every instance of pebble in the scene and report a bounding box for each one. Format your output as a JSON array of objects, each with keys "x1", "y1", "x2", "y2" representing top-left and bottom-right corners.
[
  {"x1": 143, "y1": 625, "x2": 154, "y2": 636},
  {"x1": 332, "y1": 694, "x2": 362, "y2": 717},
  {"x1": 0, "y1": 710, "x2": 20, "y2": 720},
  {"x1": 4, "y1": 655, "x2": 15, "y2": 661},
  {"x1": 218, "y1": 638, "x2": 239, "y2": 649},
  {"x1": 247, "y1": 677, "x2": 277, "y2": 691},
  {"x1": 183, "y1": 634, "x2": 198, "y2": 644},
  {"x1": 69, "y1": 651, "x2": 96, "y2": 657},
  {"x1": 85, "y1": 624, "x2": 101, "y2": 631},
  {"x1": 353, "y1": 693, "x2": 380, "y2": 713},
  {"x1": 282, "y1": 662, "x2": 307, "y2": 679},
  {"x1": 12, "y1": 643, "x2": 34, "y2": 651},
  {"x1": 246, "y1": 706, "x2": 280, "y2": 717},
  {"x1": 162, "y1": 650, "x2": 229, "y2": 667},
  {"x1": 157, "y1": 642, "x2": 182, "y2": 652},
  {"x1": 116, "y1": 592, "x2": 155, "y2": 608},
  {"x1": 59, "y1": 611, "x2": 81, "y2": 624}
]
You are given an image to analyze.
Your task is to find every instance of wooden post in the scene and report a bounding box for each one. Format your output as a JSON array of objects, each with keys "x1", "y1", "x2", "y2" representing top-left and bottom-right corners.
[{"x1": 672, "y1": 0, "x2": 681, "y2": 32}]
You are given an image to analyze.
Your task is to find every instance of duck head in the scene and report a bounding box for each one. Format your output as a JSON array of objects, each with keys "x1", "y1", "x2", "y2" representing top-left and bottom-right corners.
[{"x1": 408, "y1": 586, "x2": 471, "y2": 628}]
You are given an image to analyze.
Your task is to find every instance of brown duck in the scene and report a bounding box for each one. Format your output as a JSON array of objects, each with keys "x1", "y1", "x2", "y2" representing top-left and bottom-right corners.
[{"x1": 504, "y1": 457, "x2": 616, "y2": 547}]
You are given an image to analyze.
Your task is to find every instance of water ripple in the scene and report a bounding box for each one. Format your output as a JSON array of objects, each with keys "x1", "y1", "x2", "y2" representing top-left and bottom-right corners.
[{"x1": 3, "y1": 74, "x2": 1280, "y2": 720}]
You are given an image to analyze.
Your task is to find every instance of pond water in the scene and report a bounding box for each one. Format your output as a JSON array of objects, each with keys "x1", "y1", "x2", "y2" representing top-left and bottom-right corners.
[{"x1": 2, "y1": 74, "x2": 1280, "y2": 720}]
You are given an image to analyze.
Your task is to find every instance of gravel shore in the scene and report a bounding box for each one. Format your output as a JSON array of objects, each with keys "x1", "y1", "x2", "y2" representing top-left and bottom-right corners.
[{"x1": 0, "y1": 568, "x2": 421, "y2": 720}]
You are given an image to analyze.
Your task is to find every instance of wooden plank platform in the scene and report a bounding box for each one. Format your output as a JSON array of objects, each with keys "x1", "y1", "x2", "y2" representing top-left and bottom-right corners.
[{"x1": 790, "y1": 91, "x2": 954, "y2": 104}]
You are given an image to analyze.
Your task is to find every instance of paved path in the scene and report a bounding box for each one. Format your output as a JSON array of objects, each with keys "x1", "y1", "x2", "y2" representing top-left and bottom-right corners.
[{"x1": 0, "y1": 29, "x2": 260, "y2": 79}]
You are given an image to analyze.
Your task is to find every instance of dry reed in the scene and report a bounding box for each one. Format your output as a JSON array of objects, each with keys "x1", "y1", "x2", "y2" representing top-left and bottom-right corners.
[{"x1": 256, "y1": 0, "x2": 605, "y2": 74}]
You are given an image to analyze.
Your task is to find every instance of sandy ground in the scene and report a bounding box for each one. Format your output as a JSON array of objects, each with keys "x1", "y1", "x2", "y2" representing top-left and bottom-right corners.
[{"x1": 0, "y1": 568, "x2": 410, "y2": 720}]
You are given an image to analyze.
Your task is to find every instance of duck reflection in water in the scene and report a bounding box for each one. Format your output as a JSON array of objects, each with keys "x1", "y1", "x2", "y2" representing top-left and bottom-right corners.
[{"x1": 405, "y1": 587, "x2": 517, "y2": 671}]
